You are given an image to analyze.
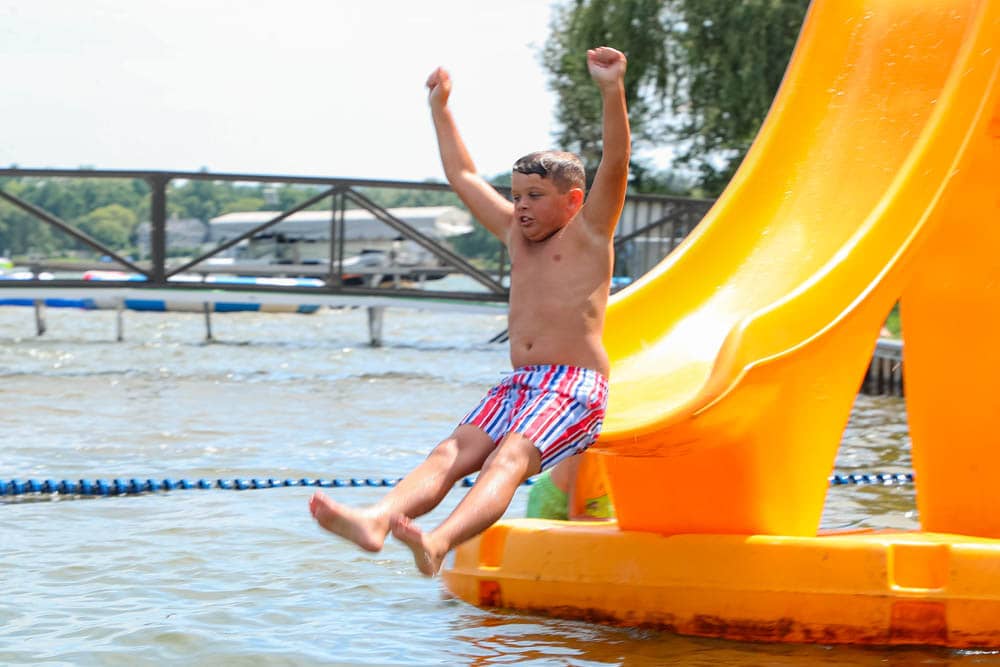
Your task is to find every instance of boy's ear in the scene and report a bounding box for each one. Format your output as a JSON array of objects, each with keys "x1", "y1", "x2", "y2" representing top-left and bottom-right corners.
[{"x1": 566, "y1": 187, "x2": 585, "y2": 212}]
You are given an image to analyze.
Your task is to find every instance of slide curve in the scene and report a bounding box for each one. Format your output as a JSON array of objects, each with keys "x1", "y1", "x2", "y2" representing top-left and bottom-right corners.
[{"x1": 596, "y1": 0, "x2": 1000, "y2": 536}]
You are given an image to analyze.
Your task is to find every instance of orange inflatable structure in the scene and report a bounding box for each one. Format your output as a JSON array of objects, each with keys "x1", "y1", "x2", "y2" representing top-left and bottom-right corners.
[{"x1": 443, "y1": 0, "x2": 1000, "y2": 647}]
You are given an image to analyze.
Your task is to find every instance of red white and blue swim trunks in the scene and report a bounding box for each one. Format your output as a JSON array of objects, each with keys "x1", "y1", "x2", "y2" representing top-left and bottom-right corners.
[{"x1": 460, "y1": 364, "x2": 609, "y2": 471}]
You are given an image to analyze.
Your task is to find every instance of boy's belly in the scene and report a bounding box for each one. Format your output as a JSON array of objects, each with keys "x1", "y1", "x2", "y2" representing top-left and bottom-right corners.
[{"x1": 508, "y1": 331, "x2": 609, "y2": 377}]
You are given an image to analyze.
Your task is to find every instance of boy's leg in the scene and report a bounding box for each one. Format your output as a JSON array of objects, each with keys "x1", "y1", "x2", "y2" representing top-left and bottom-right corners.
[
  {"x1": 392, "y1": 432, "x2": 541, "y2": 575},
  {"x1": 548, "y1": 454, "x2": 581, "y2": 492},
  {"x1": 310, "y1": 424, "x2": 495, "y2": 551}
]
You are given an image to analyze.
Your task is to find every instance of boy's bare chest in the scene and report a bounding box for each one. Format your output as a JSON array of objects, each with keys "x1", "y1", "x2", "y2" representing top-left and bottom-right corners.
[
  {"x1": 508, "y1": 229, "x2": 584, "y2": 275},
  {"x1": 507, "y1": 230, "x2": 606, "y2": 296},
  {"x1": 510, "y1": 243, "x2": 567, "y2": 274}
]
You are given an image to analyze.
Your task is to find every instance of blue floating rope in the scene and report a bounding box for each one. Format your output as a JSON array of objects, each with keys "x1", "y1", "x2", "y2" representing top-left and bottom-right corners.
[
  {"x1": 828, "y1": 472, "x2": 914, "y2": 485},
  {"x1": 0, "y1": 472, "x2": 914, "y2": 499}
]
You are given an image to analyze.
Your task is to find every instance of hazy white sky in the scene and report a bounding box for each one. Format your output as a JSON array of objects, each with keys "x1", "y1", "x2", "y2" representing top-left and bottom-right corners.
[{"x1": 0, "y1": 0, "x2": 563, "y2": 182}]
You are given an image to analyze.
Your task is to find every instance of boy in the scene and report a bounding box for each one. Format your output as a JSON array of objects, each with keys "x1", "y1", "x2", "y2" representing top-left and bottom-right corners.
[{"x1": 309, "y1": 46, "x2": 629, "y2": 576}]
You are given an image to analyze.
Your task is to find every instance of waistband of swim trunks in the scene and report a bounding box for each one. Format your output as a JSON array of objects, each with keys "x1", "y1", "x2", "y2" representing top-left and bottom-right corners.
[{"x1": 509, "y1": 364, "x2": 608, "y2": 383}]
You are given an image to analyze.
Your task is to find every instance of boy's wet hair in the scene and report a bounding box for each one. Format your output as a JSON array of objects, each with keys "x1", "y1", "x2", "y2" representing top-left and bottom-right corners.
[{"x1": 512, "y1": 151, "x2": 585, "y2": 192}]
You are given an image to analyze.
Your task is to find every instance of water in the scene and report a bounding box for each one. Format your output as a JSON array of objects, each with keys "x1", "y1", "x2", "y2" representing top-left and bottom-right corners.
[{"x1": 0, "y1": 305, "x2": 994, "y2": 665}]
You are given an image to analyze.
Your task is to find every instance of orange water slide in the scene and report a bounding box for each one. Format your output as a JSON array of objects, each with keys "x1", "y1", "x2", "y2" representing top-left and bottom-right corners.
[{"x1": 596, "y1": 0, "x2": 1000, "y2": 536}]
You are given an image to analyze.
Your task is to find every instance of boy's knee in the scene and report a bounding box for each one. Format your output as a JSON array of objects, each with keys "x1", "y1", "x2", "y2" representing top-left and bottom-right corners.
[
  {"x1": 428, "y1": 438, "x2": 459, "y2": 459},
  {"x1": 428, "y1": 427, "x2": 495, "y2": 469},
  {"x1": 490, "y1": 434, "x2": 542, "y2": 477}
]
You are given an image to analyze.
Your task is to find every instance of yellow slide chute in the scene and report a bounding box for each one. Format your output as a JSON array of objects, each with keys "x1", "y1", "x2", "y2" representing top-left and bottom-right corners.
[{"x1": 597, "y1": 0, "x2": 1000, "y2": 538}]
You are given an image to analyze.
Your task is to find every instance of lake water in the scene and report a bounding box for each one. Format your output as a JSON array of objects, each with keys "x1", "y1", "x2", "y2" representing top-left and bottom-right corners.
[{"x1": 0, "y1": 304, "x2": 995, "y2": 665}]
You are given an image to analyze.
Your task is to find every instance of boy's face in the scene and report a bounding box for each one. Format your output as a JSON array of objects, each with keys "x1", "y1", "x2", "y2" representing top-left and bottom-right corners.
[{"x1": 510, "y1": 172, "x2": 583, "y2": 242}]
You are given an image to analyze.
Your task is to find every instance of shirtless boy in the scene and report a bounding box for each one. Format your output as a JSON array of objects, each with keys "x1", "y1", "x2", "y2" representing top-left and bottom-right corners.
[{"x1": 310, "y1": 46, "x2": 630, "y2": 576}]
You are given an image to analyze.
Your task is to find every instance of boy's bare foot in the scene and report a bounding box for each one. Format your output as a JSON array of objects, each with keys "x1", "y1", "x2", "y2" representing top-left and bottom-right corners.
[
  {"x1": 309, "y1": 491, "x2": 387, "y2": 552},
  {"x1": 390, "y1": 515, "x2": 445, "y2": 576}
]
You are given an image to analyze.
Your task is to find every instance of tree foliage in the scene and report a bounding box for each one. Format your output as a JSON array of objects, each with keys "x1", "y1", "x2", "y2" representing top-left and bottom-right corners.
[
  {"x1": 543, "y1": 0, "x2": 671, "y2": 190},
  {"x1": 0, "y1": 177, "x2": 149, "y2": 257},
  {"x1": 670, "y1": 0, "x2": 809, "y2": 193},
  {"x1": 542, "y1": 0, "x2": 809, "y2": 196},
  {"x1": 78, "y1": 204, "x2": 137, "y2": 249}
]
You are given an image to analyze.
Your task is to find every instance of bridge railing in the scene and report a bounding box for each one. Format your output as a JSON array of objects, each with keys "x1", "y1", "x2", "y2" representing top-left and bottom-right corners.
[
  {"x1": 0, "y1": 168, "x2": 714, "y2": 303},
  {"x1": 614, "y1": 195, "x2": 714, "y2": 278}
]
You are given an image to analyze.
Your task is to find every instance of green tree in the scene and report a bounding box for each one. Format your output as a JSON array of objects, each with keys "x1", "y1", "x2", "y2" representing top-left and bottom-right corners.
[
  {"x1": 0, "y1": 179, "x2": 77, "y2": 255},
  {"x1": 169, "y1": 179, "x2": 230, "y2": 221},
  {"x1": 354, "y1": 182, "x2": 462, "y2": 210},
  {"x1": 670, "y1": 0, "x2": 809, "y2": 193},
  {"x1": 543, "y1": 0, "x2": 671, "y2": 189},
  {"x1": 221, "y1": 196, "x2": 267, "y2": 215},
  {"x1": 276, "y1": 184, "x2": 325, "y2": 211},
  {"x1": 0, "y1": 195, "x2": 61, "y2": 256},
  {"x1": 542, "y1": 0, "x2": 809, "y2": 196},
  {"x1": 78, "y1": 204, "x2": 137, "y2": 250}
]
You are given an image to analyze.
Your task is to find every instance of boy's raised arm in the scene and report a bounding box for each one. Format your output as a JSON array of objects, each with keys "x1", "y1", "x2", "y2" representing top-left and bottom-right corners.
[
  {"x1": 426, "y1": 67, "x2": 513, "y2": 242},
  {"x1": 581, "y1": 47, "x2": 631, "y2": 238}
]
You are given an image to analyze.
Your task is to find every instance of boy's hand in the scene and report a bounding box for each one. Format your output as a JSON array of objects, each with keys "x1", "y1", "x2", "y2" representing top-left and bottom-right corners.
[
  {"x1": 426, "y1": 67, "x2": 452, "y2": 108},
  {"x1": 587, "y1": 47, "x2": 627, "y2": 88}
]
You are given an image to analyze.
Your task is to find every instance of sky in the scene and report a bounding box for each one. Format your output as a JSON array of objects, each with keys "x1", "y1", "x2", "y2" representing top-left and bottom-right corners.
[{"x1": 0, "y1": 0, "x2": 563, "y2": 182}]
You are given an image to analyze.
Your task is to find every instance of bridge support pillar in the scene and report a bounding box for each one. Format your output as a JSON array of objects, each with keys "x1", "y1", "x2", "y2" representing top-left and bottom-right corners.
[
  {"x1": 367, "y1": 307, "x2": 384, "y2": 347},
  {"x1": 116, "y1": 300, "x2": 124, "y2": 342},
  {"x1": 203, "y1": 303, "x2": 214, "y2": 342},
  {"x1": 33, "y1": 299, "x2": 46, "y2": 336}
]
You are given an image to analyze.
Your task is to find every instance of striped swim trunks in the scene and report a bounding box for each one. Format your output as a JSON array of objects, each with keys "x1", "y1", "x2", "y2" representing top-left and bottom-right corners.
[{"x1": 460, "y1": 365, "x2": 609, "y2": 471}]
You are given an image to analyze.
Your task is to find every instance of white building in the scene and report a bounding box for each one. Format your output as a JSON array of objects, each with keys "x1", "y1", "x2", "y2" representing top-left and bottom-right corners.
[{"x1": 208, "y1": 206, "x2": 473, "y2": 265}]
